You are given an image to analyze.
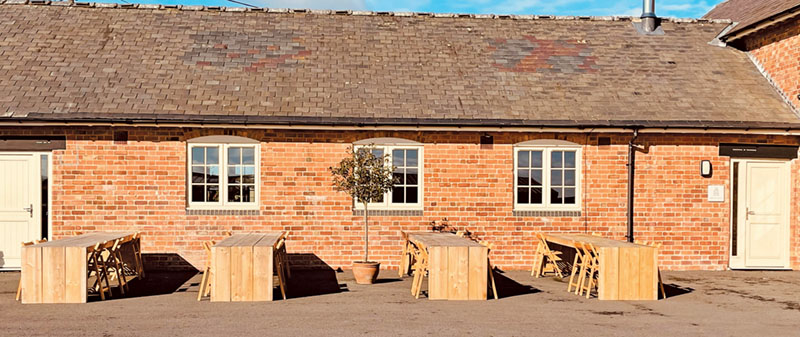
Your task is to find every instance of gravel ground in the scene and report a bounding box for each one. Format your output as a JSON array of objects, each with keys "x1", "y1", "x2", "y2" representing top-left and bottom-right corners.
[{"x1": 2, "y1": 268, "x2": 799, "y2": 336}]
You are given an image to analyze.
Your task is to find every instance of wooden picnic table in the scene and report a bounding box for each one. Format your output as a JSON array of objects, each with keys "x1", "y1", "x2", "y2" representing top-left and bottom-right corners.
[
  {"x1": 20, "y1": 231, "x2": 139, "y2": 304},
  {"x1": 544, "y1": 233, "x2": 658, "y2": 301},
  {"x1": 405, "y1": 232, "x2": 488, "y2": 300},
  {"x1": 211, "y1": 232, "x2": 289, "y2": 302}
]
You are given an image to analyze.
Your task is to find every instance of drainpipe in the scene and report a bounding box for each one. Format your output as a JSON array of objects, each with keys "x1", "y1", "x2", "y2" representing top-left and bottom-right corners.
[{"x1": 626, "y1": 129, "x2": 639, "y2": 243}]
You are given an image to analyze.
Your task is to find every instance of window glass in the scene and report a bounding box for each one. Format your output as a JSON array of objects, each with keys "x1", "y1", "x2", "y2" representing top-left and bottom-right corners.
[
  {"x1": 515, "y1": 147, "x2": 579, "y2": 209},
  {"x1": 191, "y1": 146, "x2": 220, "y2": 202},
  {"x1": 391, "y1": 149, "x2": 420, "y2": 204},
  {"x1": 549, "y1": 150, "x2": 577, "y2": 205},
  {"x1": 227, "y1": 146, "x2": 256, "y2": 203},
  {"x1": 190, "y1": 144, "x2": 257, "y2": 206},
  {"x1": 517, "y1": 150, "x2": 544, "y2": 205}
]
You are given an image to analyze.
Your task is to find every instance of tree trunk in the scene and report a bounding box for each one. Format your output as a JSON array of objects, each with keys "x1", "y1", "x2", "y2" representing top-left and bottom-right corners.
[{"x1": 363, "y1": 201, "x2": 369, "y2": 262}]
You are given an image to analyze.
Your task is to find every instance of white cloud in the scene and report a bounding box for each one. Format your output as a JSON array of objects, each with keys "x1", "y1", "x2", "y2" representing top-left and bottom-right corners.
[{"x1": 249, "y1": 0, "x2": 367, "y2": 10}]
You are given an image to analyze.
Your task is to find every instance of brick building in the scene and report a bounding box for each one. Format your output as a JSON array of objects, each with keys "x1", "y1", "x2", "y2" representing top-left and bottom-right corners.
[{"x1": 1, "y1": 1, "x2": 799, "y2": 272}]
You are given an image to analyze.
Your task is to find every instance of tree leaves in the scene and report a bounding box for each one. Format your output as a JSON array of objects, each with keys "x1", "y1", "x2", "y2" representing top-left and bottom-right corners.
[{"x1": 330, "y1": 146, "x2": 397, "y2": 204}]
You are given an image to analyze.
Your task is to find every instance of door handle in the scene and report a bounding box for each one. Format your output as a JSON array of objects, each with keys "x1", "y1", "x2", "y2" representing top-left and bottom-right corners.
[
  {"x1": 23, "y1": 204, "x2": 33, "y2": 218},
  {"x1": 746, "y1": 208, "x2": 755, "y2": 220}
]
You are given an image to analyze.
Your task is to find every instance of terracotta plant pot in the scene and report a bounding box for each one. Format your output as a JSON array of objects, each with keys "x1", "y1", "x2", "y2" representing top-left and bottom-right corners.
[{"x1": 352, "y1": 261, "x2": 380, "y2": 284}]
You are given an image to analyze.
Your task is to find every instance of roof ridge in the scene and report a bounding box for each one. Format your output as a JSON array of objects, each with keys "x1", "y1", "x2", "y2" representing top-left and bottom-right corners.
[{"x1": 0, "y1": 0, "x2": 734, "y2": 24}]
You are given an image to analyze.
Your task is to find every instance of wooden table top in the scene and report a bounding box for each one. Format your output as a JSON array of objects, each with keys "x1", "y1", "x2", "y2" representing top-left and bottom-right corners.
[
  {"x1": 406, "y1": 232, "x2": 483, "y2": 247},
  {"x1": 28, "y1": 232, "x2": 135, "y2": 248},
  {"x1": 214, "y1": 232, "x2": 285, "y2": 248},
  {"x1": 545, "y1": 233, "x2": 649, "y2": 248}
]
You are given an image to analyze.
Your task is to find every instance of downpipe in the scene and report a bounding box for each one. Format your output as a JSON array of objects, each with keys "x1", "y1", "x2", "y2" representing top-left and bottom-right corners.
[{"x1": 626, "y1": 129, "x2": 639, "y2": 243}]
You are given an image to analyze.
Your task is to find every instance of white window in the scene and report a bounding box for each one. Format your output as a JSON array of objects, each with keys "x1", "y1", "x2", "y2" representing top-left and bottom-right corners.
[
  {"x1": 514, "y1": 140, "x2": 581, "y2": 211},
  {"x1": 187, "y1": 136, "x2": 259, "y2": 210},
  {"x1": 354, "y1": 138, "x2": 423, "y2": 210}
]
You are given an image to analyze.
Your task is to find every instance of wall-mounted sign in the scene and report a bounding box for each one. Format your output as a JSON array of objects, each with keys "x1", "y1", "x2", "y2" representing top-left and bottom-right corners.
[
  {"x1": 719, "y1": 144, "x2": 798, "y2": 159},
  {"x1": 0, "y1": 136, "x2": 66, "y2": 151},
  {"x1": 708, "y1": 185, "x2": 725, "y2": 202}
]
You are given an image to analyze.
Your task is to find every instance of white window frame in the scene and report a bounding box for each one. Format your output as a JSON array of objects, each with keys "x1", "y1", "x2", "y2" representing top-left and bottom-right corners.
[
  {"x1": 353, "y1": 142, "x2": 424, "y2": 211},
  {"x1": 187, "y1": 142, "x2": 260, "y2": 210},
  {"x1": 514, "y1": 142, "x2": 582, "y2": 211}
]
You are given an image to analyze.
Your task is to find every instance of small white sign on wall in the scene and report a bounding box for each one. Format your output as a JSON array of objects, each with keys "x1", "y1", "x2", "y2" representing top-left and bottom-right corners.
[{"x1": 708, "y1": 185, "x2": 725, "y2": 202}]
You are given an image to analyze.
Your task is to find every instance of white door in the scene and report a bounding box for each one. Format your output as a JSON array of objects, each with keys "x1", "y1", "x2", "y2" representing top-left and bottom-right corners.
[
  {"x1": 732, "y1": 160, "x2": 790, "y2": 269},
  {"x1": 0, "y1": 153, "x2": 41, "y2": 269}
]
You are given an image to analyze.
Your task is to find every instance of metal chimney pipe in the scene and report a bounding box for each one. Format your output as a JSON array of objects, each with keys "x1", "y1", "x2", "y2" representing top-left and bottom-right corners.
[{"x1": 641, "y1": 0, "x2": 657, "y2": 32}]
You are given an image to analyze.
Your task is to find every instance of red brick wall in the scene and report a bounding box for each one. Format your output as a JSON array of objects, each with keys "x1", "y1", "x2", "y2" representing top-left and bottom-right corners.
[
  {"x1": 4, "y1": 127, "x2": 799, "y2": 271},
  {"x1": 738, "y1": 18, "x2": 800, "y2": 109}
]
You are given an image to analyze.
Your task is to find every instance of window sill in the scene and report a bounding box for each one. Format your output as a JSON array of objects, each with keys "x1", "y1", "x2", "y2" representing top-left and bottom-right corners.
[
  {"x1": 353, "y1": 209, "x2": 424, "y2": 217},
  {"x1": 186, "y1": 208, "x2": 261, "y2": 216},
  {"x1": 513, "y1": 210, "x2": 581, "y2": 217}
]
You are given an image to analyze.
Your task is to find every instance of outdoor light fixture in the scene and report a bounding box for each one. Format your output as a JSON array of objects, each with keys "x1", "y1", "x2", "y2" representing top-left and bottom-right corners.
[{"x1": 700, "y1": 160, "x2": 712, "y2": 177}]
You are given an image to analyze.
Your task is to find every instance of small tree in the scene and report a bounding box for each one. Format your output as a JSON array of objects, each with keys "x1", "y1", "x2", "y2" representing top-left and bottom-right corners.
[{"x1": 330, "y1": 146, "x2": 396, "y2": 262}]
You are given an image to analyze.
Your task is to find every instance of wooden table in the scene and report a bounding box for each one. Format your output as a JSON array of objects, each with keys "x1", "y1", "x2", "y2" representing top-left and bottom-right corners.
[
  {"x1": 405, "y1": 232, "x2": 488, "y2": 300},
  {"x1": 544, "y1": 233, "x2": 658, "y2": 301},
  {"x1": 211, "y1": 232, "x2": 288, "y2": 302},
  {"x1": 20, "y1": 232, "x2": 137, "y2": 304}
]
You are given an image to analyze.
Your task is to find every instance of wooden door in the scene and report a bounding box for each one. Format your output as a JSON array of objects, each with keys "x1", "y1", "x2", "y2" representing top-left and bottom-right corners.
[
  {"x1": 0, "y1": 153, "x2": 41, "y2": 269},
  {"x1": 739, "y1": 161, "x2": 790, "y2": 269}
]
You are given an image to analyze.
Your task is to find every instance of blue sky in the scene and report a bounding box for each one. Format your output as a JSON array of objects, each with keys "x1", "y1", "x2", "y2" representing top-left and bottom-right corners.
[{"x1": 106, "y1": 0, "x2": 720, "y2": 18}]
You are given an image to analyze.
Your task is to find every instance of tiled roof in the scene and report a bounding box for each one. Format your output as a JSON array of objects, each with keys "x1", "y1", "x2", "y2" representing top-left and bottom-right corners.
[
  {"x1": 0, "y1": 1, "x2": 797, "y2": 128},
  {"x1": 704, "y1": 0, "x2": 800, "y2": 36}
]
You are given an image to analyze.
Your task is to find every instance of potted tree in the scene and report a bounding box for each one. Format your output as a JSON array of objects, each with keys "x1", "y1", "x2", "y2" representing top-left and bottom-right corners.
[{"x1": 330, "y1": 146, "x2": 396, "y2": 284}]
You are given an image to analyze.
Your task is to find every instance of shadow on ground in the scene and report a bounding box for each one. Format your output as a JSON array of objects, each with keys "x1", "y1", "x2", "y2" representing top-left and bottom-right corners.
[
  {"x1": 281, "y1": 253, "x2": 349, "y2": 300},
  {"x1": 493, "y1": 269, "x2": 540, "y2": 299},
  {"x1": 662, "y1": 283, "x2": 694, "y2": 299},
  {"x1": 88, "y1": 271, "x2": 197, "y2": 302}
]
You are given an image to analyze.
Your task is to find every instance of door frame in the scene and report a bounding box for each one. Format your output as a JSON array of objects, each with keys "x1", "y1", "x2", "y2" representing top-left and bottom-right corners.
[
  {"x1": 728, "y1": 158, "x2": 791, "y2": 270},
  {"x1": 0, "y1": 151, "x2": 52, "y2": 270}
]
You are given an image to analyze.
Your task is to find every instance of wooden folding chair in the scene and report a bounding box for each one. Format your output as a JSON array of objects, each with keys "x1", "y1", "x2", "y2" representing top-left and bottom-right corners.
[
  {"x1": 280, "y1": 231, "x2": 291, "y2": 279},
  {"x1": 131, "y1": 232, "x2": 145, "y2": 279},
  {"x1": 566, "y1": 242, "x2": 587, "y2": 293},
  {"x1": 532, "y1": 233, "x2": 564, "y2": 278},
  {"x1": 103, "y1": 239, "x2": 129, "y2": 295},
  {"x1": 399, "y1": 231, "x2": 414, "y2": 277},
  {"x1": 479, "y1": 241, "x2": 499, "y2": 300},
  {"x1": 197, "y1": 240, "x2": 215, "y2": 301},
  {"x1": 274, "y1": 237, "x2": 289, "y2": 300},
  {"x1": 87, "y1": 242, "x2": 112, "y2": 300},
  {"x1": 577, "y1": 243, "x2": 599, "y2": 298},
  {"x1": 409, "y1": 240, "x2": 429, "y2": 299}
]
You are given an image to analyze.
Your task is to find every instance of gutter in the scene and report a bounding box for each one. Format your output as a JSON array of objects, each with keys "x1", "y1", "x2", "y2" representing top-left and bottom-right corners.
[{"x1": 3, "y1": 120, "x2": 800, "y2": 136}]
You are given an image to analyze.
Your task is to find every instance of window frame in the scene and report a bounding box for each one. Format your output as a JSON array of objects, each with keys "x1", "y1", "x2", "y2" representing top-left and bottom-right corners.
[
  {"x1": 186, "y1": 142, "x2": 260, "y2": 210},
  {"x1": 353, "y1": 144, "x2": 424, "y2": 211},
  {"x1": 513, "y1": 144, "x2": 582, "y2": 211}
]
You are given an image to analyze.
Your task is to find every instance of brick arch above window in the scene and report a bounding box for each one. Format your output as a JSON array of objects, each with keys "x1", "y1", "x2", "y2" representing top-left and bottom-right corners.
[
  {"x1": 353, "y1": 137, "x2": 422, "y2": 146},
  {"x1": 187, "y1": 135, "x2": 260, "y2": 144},
  {"x1": 515, "y1": 139, "x2": 581, "y2": 147}
]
